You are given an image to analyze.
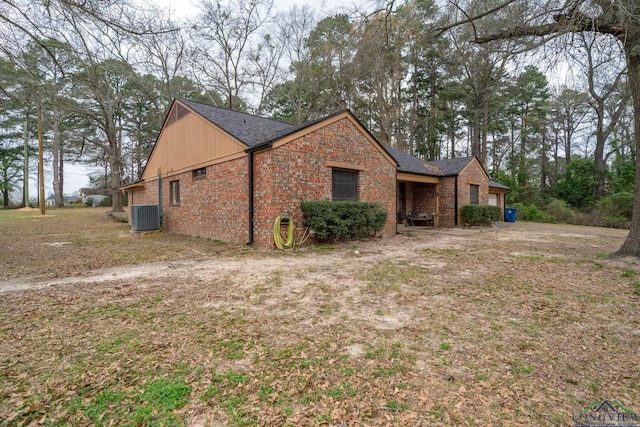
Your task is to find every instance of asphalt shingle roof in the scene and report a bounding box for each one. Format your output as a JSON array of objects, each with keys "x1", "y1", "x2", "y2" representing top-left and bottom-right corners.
[
  {"x1": 383, "y1": 146, "x2": 438, "y2": 176},
  {"x1": 489, "y1": 180, "x2": 511, "y2": 189},
  {"x1": 177, "y1": 99, "x2": 510, "y2": 189},
  {"x1": 178, "y1": 98, "x2": 301, "y2": 147},
  {"x1": 384, "y1": 145, "x2": 477, "y2": 177},
  {"x1": 426, "y1": 156, "x2": 475, "y2": 176}
]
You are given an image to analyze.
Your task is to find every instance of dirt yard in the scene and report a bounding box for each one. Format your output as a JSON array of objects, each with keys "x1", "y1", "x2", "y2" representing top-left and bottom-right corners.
[{"x1": 1, "y1": 208, "x2": 639, "y2": 426}]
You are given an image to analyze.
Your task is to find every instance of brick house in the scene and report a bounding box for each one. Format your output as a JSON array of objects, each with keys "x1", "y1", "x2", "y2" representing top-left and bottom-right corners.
[
  {"x1": 123, "y1": 98, "x2": 397, "y2": 246},
  {"x1": 385, "y1": 146, "x2": 509, "y2": 227},
  {"x1": 123, "y1": 98, "x2": 508, "y2": 246}
]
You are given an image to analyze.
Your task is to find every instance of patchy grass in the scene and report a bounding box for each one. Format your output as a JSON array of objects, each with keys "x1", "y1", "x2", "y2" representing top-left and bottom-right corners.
[
  {"x1": 0, "y1": 207, "x2": 250, "y2": 282},
  {"x1": 0, "y1": 209, "x2": 638, "y2": 425}
]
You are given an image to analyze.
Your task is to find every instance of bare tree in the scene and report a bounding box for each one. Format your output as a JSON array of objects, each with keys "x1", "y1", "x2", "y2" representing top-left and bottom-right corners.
[
  {"x1": 451, "y1": 0, "x2": 640, "y2": 256},
  {"x1": 352, "y1": 10, "x2": 406, "y2": 147},
  {"x1": 0, "y1": 0, "x2": 176, "y2": 212},
  {"x1": 550, "y1": 86, "x2": 590, "y2": 167},
  {"x1": 189, "y1": 0, "x2": 275, "y2": 111},
  {"x1": 445, "y1": 3, "x2": 515, "y2": 167},
  {"x1": 268, "y1": 4, "x2": 318, "y2": 123},
  {"x1": 574, "y1": 32, "x2": 629, "y2": 200}
]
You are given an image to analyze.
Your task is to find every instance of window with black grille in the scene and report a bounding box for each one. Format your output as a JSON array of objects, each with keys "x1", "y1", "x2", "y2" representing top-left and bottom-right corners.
[
  {"x1": 332, "y1": 169, "x2": 358, "y2": 201},
  {"x1": 470, "y1": 184, "x2": 479, "y2": 205}
]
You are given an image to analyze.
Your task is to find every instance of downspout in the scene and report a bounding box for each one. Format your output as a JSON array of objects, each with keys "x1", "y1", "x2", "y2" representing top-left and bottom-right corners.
[
  {"x1": 246, "y1": 151, "x2": 254, "y2": 245},
  {"x1": 395, "y1": 169, "x2": 399, "y2": 235},
  {"x1": 158, "y1": 173, "x2": 163, "y2": 227},
  {"x1": 245, "y1": 141, "x2": 273, "y2": 246},
  {"x1": 454, "y1": 175, "x2": 459, "y2": 227}
]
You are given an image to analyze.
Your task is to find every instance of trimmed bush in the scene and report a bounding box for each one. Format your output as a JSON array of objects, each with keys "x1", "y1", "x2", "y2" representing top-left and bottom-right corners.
[
  {"x1": 301, "y1": 200, "x2": 387, "y2": 242},
  {"x1": 461, "y1": 205, "x2": 501, "y2": 226}
]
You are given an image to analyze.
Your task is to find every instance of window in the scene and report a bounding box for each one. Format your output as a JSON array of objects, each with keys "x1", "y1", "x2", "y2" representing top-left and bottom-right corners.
[
  {"x1": 193, "y1": 167, "x2": 207, "y2": 179},
  {"x1": 332, "y1": 169, "x2": 358, "y2": 200},
  {"x1": 470, "y1": 184, "x2": 479, "y2": 205},
  {"x1": 170, "y1": 180, "x2": 180, "y2": 205}
]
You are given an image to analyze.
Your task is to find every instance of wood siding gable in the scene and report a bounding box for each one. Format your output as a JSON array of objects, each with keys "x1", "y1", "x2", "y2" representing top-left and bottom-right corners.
[{"x1": 142, "y1": 101, "x2": 248, "y2": 180}]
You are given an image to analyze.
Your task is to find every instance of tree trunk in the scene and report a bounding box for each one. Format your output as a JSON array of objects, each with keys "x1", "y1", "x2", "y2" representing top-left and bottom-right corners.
[
  {"x1": 481, "y1": 95, "x2": 489, "y2": 167},
  {"x1": 472, "y1": 104, "x2": 481, "y2": 159},
  {"x1": 22, "y1": 117, "x2": 29, "y2": 208},
  {"x1": 52, "y1": 113, "x2": 63, "y2": 208},
  {"x1": 593, "y1": 100, "x2": 607, "y2": 201},
  {"x1": 450, "y1": 108, "x2": 456, "y2": 158},
  {"x1": 106, "y1": 121, "x2": 124, "y2": 213},
  {"x1": 565, "y1": 117, "x2": 572, "y2": 166},
  {"x1": 59, "y1": 149, "x2": 64, "y2": 204},
  {"x1": 2, "y1": 167, "x2": 8, "y2": 207},
  {"x1": 540, "y1": 132, "x2": 549, "y2": 192},
  {"x1": 615, "y1": 39, "x2": 640, "y2": 256}
]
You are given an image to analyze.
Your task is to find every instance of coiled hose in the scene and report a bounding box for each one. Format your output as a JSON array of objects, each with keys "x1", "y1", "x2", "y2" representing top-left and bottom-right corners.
[
  {"x1": 273, "y1": 215, "x2": 310, "y2": 251},
  {"x1": 273, "y1": 215, "x2": 295, "y2": 250}
]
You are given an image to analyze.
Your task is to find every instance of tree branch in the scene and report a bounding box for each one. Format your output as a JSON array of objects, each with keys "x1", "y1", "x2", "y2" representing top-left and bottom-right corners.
[
  {"x1": 475, "y1": 11, "x2": 625, "y2": 44},
  {"x1": 432, "y1": 0, "x2": 519, "y2": 38}
]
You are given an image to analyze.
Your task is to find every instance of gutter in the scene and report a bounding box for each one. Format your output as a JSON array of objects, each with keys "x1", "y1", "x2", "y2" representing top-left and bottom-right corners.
[{"x1": 245, "y1": 142, "x2": 274, "y2": 246}]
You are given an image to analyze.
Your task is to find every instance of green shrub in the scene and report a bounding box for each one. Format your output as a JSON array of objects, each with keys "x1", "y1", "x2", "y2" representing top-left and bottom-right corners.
[
  {"x1": 511, "y1": 203, "x2": 556, "y2": 223},
  {"x1": 597, "y1": 192, "x2": 633, "y2": 221},
  {"x1": 585, "y1": 192, "x2": 634, "y2": 228},
  {"x1": 301, "y1": 201, "x2": 387, "y2": 242},
  {"x1": 461, "y1": 205, "x2": 501, "y2": 226},
  {"x1": 98, "y1": 195, "x2": 113, "y2": 207},
  {"x1": 543, "y1": 198, "x2": 582, "y2": 224}
]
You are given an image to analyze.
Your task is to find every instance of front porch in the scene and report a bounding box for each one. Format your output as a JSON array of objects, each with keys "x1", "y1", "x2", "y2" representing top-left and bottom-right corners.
[{"x1": 397, "y1": 181, "x2": 447, "y2": 228}]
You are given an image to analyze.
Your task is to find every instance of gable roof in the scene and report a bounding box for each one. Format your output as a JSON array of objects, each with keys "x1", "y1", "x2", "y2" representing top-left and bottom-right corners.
[
  {"x1": 178, "y1": 98, "x2": 301, "y2": 148},
  {"x1": 385, "y1": 146, "x2": 512, "y2": 189},
  {"x1": 427, "y1": 156, "x2": 476, "y2": 176},
  {"x1": 383, "y1": 146, "x2": 440, "y2": 176},
  {"x1": 384, "y1": 146, "x2": 477, "y2": 177},
  {"x1": 178, "y1": 99, "x2": 395, "y2": 167},
  {"x1": 489, "y1": 180, "x2": 511, "y2": 190}
]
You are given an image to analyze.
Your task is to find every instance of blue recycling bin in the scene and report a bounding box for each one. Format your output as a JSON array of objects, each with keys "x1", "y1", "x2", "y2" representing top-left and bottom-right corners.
[{"x1": 504, "y1": 208, "x2": 518, "y2": 223}]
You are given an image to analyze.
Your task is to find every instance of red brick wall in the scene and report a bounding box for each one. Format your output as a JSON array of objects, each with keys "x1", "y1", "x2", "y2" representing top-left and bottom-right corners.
[
  {"x1": 129, "y1": 158, "x2": 250, "y2": 244},
  {"x1": 438, "y1": 177, "x2": 456, "y2": 227},
  {"x1": 456, "y1": 160, "x2": 489, "y2": 225},
  {"x1": 253, "y1": 117, "x2": 397, "y2": 246},
  {"x1": 411, "y1": 184, "x2": 437, "y2": 215},
  {"x1": 129, "y1": 117, "x2": 396, "y2": 247}
]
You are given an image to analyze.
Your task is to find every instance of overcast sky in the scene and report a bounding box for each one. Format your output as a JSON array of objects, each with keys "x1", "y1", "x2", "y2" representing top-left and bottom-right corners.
[{"x1": 35, "y1": 0, "x2": 357, "y2": 199}]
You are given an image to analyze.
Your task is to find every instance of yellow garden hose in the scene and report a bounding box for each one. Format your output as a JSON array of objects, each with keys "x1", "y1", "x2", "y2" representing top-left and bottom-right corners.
[{"x1": 273, "y1": 215, "x2": 296, "y2": 250}]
